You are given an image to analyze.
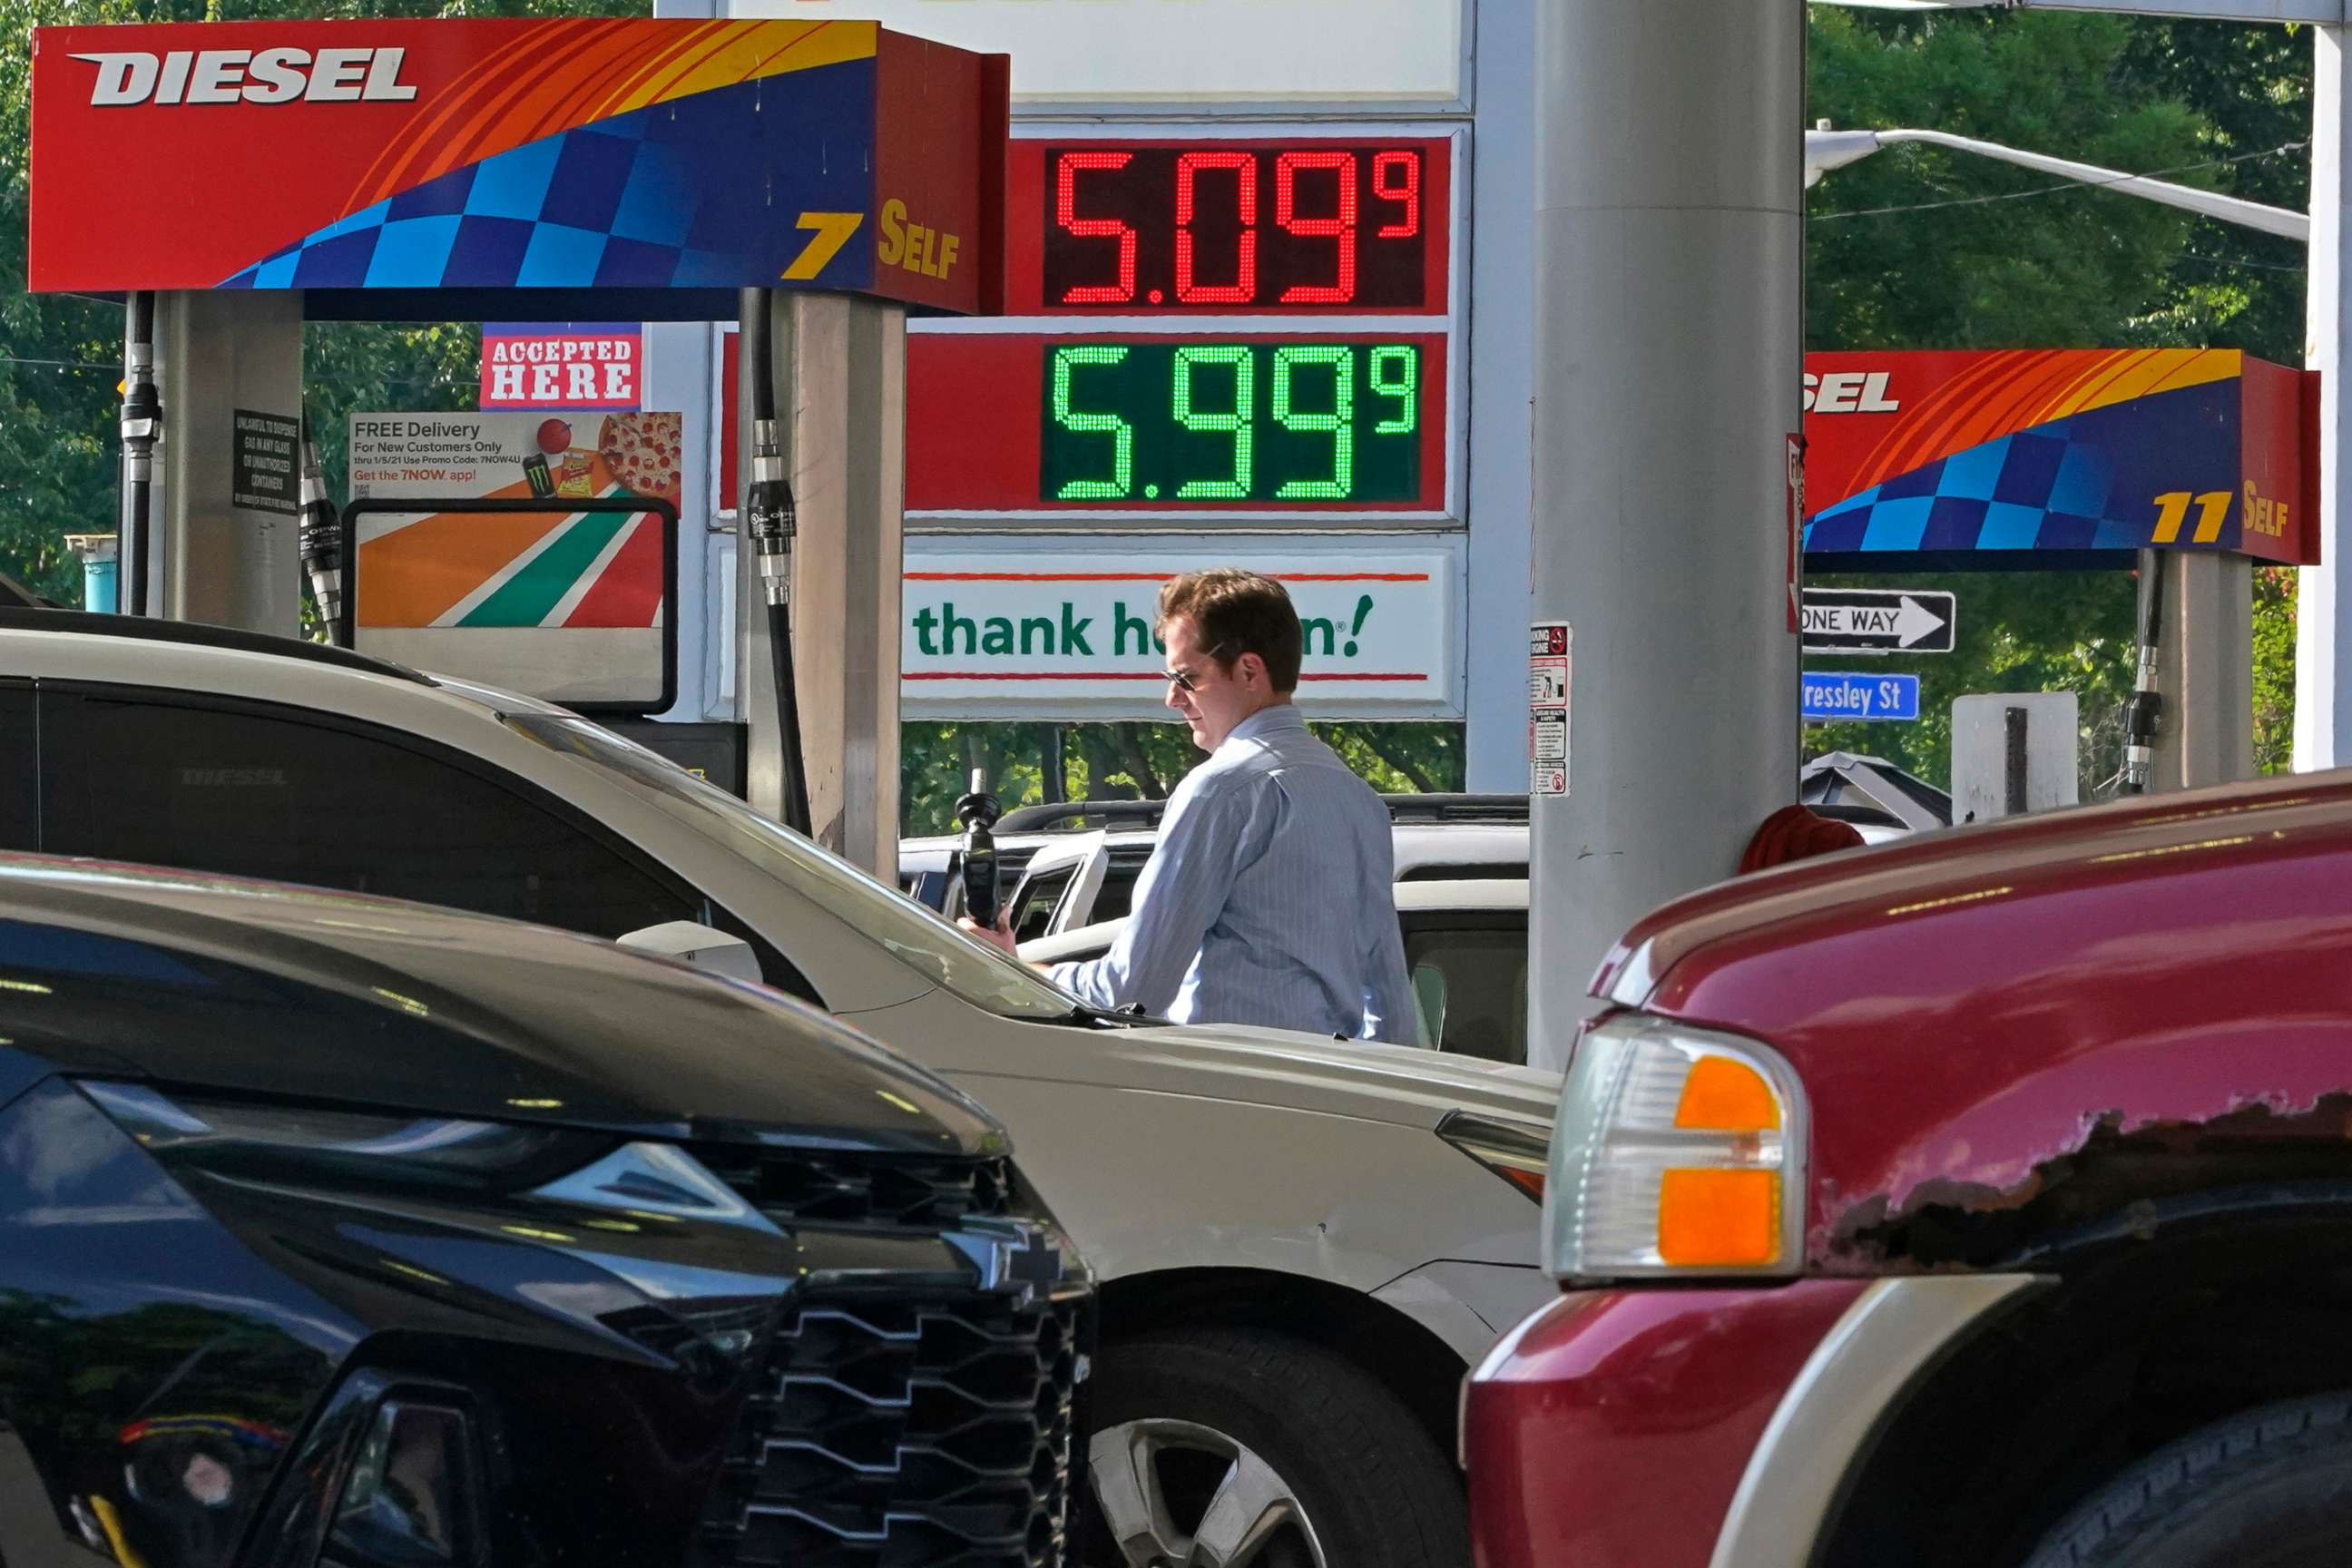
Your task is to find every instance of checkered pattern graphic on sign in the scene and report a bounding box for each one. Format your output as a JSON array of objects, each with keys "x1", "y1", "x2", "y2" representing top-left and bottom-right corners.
[
  {"x1": 1803, "y1": 426, "x2": 2138, "y2": 554},
  {"x1": 1801, "y1": 378, "x2": 2251, "y2": 556},
  {"x1": 220, "y1": 109, "x2": 748, "y2": 291}
]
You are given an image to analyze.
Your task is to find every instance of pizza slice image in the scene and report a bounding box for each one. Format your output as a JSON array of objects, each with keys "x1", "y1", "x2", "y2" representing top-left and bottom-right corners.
[{"x1": 599, "y1": 413, "x2": 683, "y2": 506}]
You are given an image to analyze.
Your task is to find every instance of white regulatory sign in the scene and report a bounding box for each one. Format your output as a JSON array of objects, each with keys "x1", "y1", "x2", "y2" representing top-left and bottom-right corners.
[
  {"x1": 1529, "y1": 622, "x2": 1570, "y2": 796},
  {"x1": 725, "y1": 0, "x2": 1465, "y2": 102}
]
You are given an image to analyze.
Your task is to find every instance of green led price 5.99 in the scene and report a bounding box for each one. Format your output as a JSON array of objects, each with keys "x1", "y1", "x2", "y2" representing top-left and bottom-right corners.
[{"x1": 1041, "y1": 341, "x2": 1424, "y2": 505}]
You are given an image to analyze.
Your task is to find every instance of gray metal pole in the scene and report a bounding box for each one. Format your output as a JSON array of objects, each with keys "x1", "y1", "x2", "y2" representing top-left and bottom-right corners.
[
  {"x1": 1524, "y1": 0, "x2": 1804, "y2": 1071},
  {"x1": 735, "y1": 291, "x2": 906, "y2": 872},
  {"x1": 154, "y1": 290, "x2": 305, "y2": 635},
  {"x1": 2152, "y1": 554, "x2": 2257, "y2": 789},
  {"x1": 2296, "y1": 24, "x2": 2349, "y2": 772}
]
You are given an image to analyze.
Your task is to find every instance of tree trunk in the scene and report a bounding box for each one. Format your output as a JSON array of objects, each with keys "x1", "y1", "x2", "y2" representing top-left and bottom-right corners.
[
  {"x1": 1041, "y1": 724, "x2": 1067, "y2": 803},
  {"x1": 1357, "y1": 726, "x2": 1441, "y2": 793},
  {"x1": 1114, "y1": 722, "x2": 1164, "y2": 799},
  {"x1": 1073, "y1": 727, "x2": 1132, "y2": 800}
]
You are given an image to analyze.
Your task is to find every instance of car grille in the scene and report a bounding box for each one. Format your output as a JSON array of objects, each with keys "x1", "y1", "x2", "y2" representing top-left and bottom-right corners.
[
  {"x1": 691, "y1": 1147, "x2": 1015, "y2": 1230},
  {"x1": 692, "y1": 1290, "x2": 1083, "y2": 1568}
]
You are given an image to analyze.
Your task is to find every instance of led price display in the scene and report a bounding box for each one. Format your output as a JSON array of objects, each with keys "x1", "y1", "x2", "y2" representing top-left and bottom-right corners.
[
  {"x1": 1041, "y1": 142, "x2": 1440, "y2": 312},
  {"x1": 1041, "y1": 341, "x2": 1423, "y2": 505}
]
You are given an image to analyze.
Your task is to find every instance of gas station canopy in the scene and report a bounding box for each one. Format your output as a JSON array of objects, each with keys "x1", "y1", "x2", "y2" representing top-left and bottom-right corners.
[{"x1": 29, "y1": 17, "x2": 1008, "y2": 319}]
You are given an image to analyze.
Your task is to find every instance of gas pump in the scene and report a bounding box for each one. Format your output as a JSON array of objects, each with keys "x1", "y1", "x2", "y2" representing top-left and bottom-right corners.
[{"x1": 34, "y1": 15, "x2": 1006, "y2": 875}]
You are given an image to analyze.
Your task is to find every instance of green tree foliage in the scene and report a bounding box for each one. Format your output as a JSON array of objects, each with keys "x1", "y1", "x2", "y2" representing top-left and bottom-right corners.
[
  {"x1": 2254, "y1": 563, "x2": 2297, "y2": 772},
  {"x1": 1810, "y1": 7, "x2": 2216, "y2": 352},
  {"x1": 2118, "y1": 18, "x2": 2310, "y2": 365},
  {"x1": 900, "y1": 719, "x2": 1464, "y2": 837},
  {"x1": 1807, "y1": 6, "x2": 2309, "y2": 789}
]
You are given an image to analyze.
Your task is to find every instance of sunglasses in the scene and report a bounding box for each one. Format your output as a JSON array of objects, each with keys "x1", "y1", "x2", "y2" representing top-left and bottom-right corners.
[{"x1": 1163, "y1": 642, "x2": 1237, "y2": 693}]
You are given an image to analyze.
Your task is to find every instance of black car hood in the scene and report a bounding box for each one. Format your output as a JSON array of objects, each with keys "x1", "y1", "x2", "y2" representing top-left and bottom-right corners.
[{"x1": 0, "y1": 857, "x2": 1003, "y2": 1156}]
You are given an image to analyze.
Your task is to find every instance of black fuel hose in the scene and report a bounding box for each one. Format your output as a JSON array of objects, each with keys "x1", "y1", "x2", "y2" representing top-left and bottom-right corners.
[
  {"x1": 741, "y1": 289, "x2": 813, "y2": 837},
  {"x1": 119, "y1": 291, "x2": 160, "y2": 617},
  {"x1": 2119, "y1": 547, "x2": 2166, "y2": 796}
]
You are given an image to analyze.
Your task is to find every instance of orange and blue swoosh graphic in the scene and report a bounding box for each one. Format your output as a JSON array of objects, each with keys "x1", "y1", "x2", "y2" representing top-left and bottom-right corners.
[
  {"x1": 1804, "y1": 349, "x2": 2256, "y2": 557},
  {"x1": 218, "y1": 20, "x2": 877, "y2": 293},
  {"x1": 343, "y1": 19, "x2": 873, "y2": 218}
]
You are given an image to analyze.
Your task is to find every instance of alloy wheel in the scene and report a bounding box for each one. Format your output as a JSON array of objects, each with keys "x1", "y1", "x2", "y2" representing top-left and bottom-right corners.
[{"x1": 1086, "y1": 1417, "x2": 1328, "y2": 1568}]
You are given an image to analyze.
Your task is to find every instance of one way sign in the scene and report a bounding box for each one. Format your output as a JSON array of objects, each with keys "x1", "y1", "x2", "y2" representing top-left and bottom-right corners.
[{"x1": 1800, "y1": 588, "x2": 1956, "y2": 655}]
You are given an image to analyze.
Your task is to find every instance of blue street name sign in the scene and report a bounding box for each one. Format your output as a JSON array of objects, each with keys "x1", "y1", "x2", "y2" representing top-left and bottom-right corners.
[{"x1": 1802, "y1": 671, "x2": 1920, "y2": 722}]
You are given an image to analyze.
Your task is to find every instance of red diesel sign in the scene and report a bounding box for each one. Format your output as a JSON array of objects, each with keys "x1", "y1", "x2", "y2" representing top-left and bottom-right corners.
[
  {"x1": 481, "y1": 324, "x2": 641, "y2": 411},
  {"x1": 29, "y1": 18, "x2": 1008, "y2": 312}
]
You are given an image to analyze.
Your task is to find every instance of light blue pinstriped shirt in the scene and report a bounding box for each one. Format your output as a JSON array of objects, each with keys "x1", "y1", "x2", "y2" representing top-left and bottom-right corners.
[{"x1": 1051, "y1": 706, "x2": 1415, "y2": 1043}]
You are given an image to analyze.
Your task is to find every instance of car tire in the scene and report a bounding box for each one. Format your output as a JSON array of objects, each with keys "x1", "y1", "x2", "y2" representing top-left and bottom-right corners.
[
  {"x1": 2022, "y1": 1392, "x2": 2352, "y2": 1568},
  {"x1": 1080, "y1": 1327, "x2": 1466, "y2": 1568}
]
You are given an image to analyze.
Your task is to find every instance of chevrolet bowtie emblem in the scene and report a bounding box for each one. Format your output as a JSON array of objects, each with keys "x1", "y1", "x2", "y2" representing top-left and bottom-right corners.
[{"x1": 952, "y1": 1222, "x2": 1067, "y2": 1307}]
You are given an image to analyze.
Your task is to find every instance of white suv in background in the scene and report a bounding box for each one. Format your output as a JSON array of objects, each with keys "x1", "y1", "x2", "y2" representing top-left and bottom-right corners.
[
  {"x1": 1010, "y1": 768, "x2": 1941, "y2": 1063},
  {"x1": 0, "y1": 610, "x2": 1557, "y2": 1568},
  {"x1": 903, "y1": 793, "x2": 1530, "y2": 939}
]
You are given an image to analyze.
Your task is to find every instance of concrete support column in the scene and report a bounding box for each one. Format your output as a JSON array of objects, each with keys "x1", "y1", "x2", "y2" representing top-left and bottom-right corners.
[
  {"x1": 737, "y1": 291, "x2": 905, "y2": 874},
  {"x1": 2298, "y1": 24, "x2": 2349, "y2": 772},
  {"x1": 152, "y1": 291, "x2": 306, "y2": 635},
  {"x1": 2153, "y1": 553, "x2": 2256, "y2": 790},
  {"x1": 1524, "y1": 0, "x2": 1804, "y2": 1071}
]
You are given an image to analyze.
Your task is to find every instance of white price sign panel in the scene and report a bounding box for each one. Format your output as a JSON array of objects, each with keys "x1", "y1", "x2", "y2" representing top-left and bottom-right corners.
[
  {"x1": 726, "y1": 0, "x2": 1465, "y2": 103},
  {"x1": 902, "y1": 540, "x2": 1461, "y2": 719}
]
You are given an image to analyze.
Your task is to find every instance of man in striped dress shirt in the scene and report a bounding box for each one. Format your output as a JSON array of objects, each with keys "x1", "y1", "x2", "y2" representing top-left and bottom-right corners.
[{"x1": 972, "y1": 569, "x2": 1415, "y2": 1044}]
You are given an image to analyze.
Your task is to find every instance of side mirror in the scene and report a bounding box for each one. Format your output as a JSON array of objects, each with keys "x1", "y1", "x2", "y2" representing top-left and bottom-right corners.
[{"x1": 616, "y1": 921, "x2": 763, "y2": 984}]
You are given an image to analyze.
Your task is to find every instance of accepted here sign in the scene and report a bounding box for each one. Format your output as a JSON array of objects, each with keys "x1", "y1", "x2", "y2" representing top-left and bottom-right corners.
[
  {"x1": 901, "y1": 544, "x2": 1460, "y2": 720},
  {"x1": 482, "y1": 323, "x2": 641, "y2": 411}
]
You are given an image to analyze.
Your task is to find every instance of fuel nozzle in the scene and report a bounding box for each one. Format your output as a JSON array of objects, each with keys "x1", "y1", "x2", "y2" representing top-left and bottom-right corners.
[
  {"x1": 2119, "y1": 644, "x2": 2161, "y2": 795},
  {"x1": 119, "y1": 334, "x2": 160, "y2": 480},
  {"x1": 2118, "y1": 548, "x2": 2166, "y2": 798},
  {"x1": 747, "y1": 424, "x2": 794, "y2": 609},
  {"x1": 953, "y1": 769, "x2": 1005, "y2": 930},
  {"x1": 298, "y1": 421, "x2": 345, "y2": 642}
]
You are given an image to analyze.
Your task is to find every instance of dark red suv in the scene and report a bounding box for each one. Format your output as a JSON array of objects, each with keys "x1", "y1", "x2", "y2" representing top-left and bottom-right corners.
[{"x1": 1466, "y1": 770, "x2": 2352, "y2": 1568}]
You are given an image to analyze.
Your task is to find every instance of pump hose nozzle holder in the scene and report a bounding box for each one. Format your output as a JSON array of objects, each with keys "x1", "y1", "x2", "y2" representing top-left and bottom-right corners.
[{"x1": 747, "y1": 425, "x2": 794, "y2": 607}]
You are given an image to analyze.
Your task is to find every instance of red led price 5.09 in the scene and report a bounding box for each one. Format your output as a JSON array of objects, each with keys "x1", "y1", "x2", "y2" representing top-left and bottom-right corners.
[{"x1": 1038, "y1": 141, "x2": 1443, "y2": 313}]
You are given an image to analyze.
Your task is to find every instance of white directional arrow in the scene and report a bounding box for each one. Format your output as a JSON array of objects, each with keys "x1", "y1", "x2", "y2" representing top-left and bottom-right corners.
[{"x1": 1895, "y1": 594, "x2": 1946, "y2": 648}]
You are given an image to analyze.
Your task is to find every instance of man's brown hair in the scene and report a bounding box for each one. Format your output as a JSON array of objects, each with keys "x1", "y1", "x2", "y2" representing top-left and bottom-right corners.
[{"x1": 1158, "y1": 568, "x2": 1304, "y2": 692}]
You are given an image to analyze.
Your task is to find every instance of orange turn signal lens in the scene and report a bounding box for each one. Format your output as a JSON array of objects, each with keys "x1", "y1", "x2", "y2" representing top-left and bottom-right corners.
[
  {"x1": 1657, "y1": 1168, "x2": 1781, "y2": 1267},
  {"x1": 1674, "y1": 1055, "x2": 1781, "y2": 1132}
]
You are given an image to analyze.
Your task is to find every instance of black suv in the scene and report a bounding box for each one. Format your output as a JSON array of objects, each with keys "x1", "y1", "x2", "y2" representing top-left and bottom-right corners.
[{"x1": 0, "y1": 855, "x2": 1087, "y2": 1568}]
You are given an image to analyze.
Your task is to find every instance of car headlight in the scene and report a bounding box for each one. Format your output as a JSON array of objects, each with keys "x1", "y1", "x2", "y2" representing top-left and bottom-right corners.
[
  {"x1": 1436, "y1": 1110, "x2": 1549, "y2": 1201},
  {"x1": 81, "y1": 1082, "x2": 610, "y2": 1194},
  {"x1": 1543, "y1": 1013, "x2": 1807, "y2": 1281}
]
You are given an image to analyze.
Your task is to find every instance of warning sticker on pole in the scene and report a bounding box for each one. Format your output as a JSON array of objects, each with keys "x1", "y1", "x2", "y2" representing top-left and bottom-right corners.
[
  {"x1": 232, "y1": 409, "x2": 300, "y2": 516},
  {"x1": 1529, "y1": 621, "x2": 1570, "y2": 796}
]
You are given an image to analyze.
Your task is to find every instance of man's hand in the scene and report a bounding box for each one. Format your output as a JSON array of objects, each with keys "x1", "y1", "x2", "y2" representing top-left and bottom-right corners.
[{"x1": 958, "y1": 914, "x2": 1020, "y2": 957}]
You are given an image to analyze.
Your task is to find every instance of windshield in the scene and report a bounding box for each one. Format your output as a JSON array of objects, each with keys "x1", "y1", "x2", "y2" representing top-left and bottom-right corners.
[{"x1": 495, "y1": 710, "x2": 1082, "y2": 1022}]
